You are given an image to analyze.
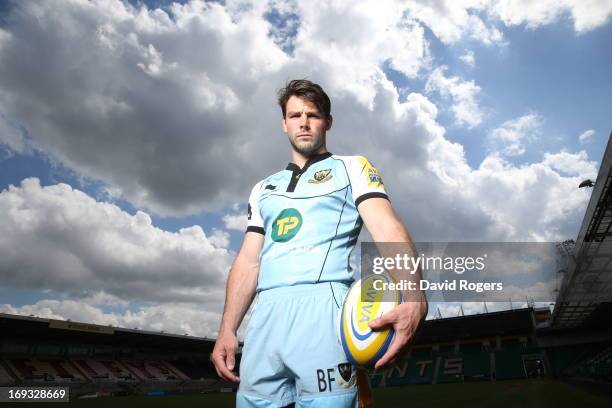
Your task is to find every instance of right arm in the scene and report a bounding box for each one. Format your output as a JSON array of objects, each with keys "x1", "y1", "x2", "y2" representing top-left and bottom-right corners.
[{"x1": 211, "y1": 231, "x2": 264, "y2": 382}]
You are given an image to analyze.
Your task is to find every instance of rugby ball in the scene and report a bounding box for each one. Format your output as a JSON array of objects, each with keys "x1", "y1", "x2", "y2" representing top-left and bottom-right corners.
[{"x1": 338, "y1": 274, "x2": 402, "y2": 366}]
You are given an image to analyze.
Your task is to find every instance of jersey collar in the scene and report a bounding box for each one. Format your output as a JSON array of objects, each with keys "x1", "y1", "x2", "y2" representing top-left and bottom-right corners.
[{"x1": 285, "y1": 152, "x2": 333, "y2": 172}]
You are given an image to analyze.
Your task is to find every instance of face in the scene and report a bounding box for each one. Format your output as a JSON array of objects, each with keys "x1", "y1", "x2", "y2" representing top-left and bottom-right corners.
[{"x1": 282, "y1": 96, "x2": 332, "y2": 157}]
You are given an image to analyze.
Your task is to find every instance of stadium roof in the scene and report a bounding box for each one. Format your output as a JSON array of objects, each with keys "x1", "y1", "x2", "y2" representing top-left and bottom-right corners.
[
  {"x1": 552, "y1": 133, "x2": 612, "y2": 329},
  {"x1": 416, "y1": 307, "x2": 536, "y2": 343},
  {"x1": 0, "y1": 313, "x2": 216, "y2": 353}
]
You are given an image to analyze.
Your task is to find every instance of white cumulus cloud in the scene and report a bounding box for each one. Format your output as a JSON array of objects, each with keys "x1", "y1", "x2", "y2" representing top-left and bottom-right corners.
[
  {"x1": 223, "y1": 212, "x2": 248, "y2": 232},
  {"x1": 0, "y1": 0, "x2": 289, "y2": 216},
  {"x1": 425, "y1": 66, "x2": 483, "y2": 128},
  {"x1": 0, "y1": 178, "x2": 233, "y2": 304},
  {"x1": 489, "y1": 113, "x2": 542, "y2": 157},
  {"x1": 459, "y1": 50, "x2": 476, "y2": 67},
  {"x1": 542, "y1": 150, "x2": 598, "y2": 178},
  {"x1": 490, "y1": 0, "x2": 612, "y2": 34},
  {"x1": 405, "y1": 0, "x2": 504, "y2": 45}
]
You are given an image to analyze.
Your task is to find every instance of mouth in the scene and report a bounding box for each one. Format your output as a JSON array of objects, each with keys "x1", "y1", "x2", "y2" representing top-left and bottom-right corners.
[{"x1": 297, "y1": 133, "x2": 312, "y2": 138}]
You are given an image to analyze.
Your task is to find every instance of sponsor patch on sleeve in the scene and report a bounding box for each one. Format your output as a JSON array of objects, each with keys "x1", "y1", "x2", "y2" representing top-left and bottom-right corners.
[{"x1": 357, "y1": 156, "x2": 384, "y2": 187}]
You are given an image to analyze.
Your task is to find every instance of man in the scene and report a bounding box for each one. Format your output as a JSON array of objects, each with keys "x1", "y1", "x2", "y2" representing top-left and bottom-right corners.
[{"x1": 212, "y1": 79, "x2": 427, "y2": 407}]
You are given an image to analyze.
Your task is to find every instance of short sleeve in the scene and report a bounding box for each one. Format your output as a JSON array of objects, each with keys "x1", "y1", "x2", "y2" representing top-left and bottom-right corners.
[
  {"x1": 346, "y1": 156, "x2": 389, "y2": 207},
  {"x1": 246, "y1": 181, "x2": 265, "y2": 234}
]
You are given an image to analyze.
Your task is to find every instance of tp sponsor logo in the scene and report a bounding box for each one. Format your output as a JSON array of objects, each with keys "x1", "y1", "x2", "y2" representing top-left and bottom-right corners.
[{"x1": 271, "y1": 208, "x2": 303, "y2": 242}]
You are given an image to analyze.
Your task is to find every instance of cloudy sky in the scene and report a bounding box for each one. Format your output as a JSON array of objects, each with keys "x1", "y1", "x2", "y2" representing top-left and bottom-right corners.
[{"x1": 0, "y1": 0, "x2": 610, "y2": 337}]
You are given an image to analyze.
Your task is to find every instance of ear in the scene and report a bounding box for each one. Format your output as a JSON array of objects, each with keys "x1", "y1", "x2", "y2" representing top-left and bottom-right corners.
[
  {"x1": 282, "y1": 116, "x2": 288, "y2": 133},
  {"x1": 326, "y1": 115, "x2": 333, "y2": 131}
]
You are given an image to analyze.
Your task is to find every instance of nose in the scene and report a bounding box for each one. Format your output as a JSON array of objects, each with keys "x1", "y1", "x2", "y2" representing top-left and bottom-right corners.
[{"x1": 299, "y1": 113, "x2": 310, "y2": 129}]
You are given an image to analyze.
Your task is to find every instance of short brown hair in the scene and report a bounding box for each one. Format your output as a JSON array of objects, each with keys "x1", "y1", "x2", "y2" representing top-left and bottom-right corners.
[{"x1": 277, "y1": 79, "x2": 331, "y2": 118}]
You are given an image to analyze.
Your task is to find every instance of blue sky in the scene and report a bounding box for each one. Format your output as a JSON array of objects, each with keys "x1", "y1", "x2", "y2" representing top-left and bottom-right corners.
[
  {"x1": 0, "y1": 0, "x2": 609, "y2": 335},
  {"x1": 386, "y1": 19, "x2": 611, "y2": 168}
]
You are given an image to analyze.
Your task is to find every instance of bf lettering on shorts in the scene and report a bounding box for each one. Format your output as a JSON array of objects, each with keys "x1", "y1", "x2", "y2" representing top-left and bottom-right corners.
[{"x1": 316, "y1": 368, "x2": 335, "y2": 392}]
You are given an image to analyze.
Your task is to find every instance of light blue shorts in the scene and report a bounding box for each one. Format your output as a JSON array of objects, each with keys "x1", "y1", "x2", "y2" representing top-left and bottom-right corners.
[{"x1": 237, "y1": 282, "x2": 358, "y2": 408}]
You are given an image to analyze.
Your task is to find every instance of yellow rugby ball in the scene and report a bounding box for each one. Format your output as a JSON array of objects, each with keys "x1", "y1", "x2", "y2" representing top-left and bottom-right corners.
[{"x1": 338, "y1": 274, "x2": 401, "y2": 366}]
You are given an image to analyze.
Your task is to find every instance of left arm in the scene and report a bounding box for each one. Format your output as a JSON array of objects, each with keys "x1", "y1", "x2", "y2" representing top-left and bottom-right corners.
[{"x1": 358, "y1": 197, "x2": 428, "y2": 370}]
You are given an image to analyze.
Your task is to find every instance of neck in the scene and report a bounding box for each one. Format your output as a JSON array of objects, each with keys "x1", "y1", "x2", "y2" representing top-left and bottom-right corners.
[{"x1": 291, "y1": 146, "x2": 328, "y2": 168}]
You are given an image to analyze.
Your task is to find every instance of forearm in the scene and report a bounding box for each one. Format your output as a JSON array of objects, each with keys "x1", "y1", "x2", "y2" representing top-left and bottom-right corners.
[
  {"x1": 370, "y1": 216, "x2": 426, "y2": 306},
  {"x1": 219, "y1": 256, "x2": 259, "y2": 335},
  {"x1": 212, "y1": 232, "x2": 262, "y2": 381},
  {"x1": 366, "y1": 213, "x2": 428, "y2": 369}
]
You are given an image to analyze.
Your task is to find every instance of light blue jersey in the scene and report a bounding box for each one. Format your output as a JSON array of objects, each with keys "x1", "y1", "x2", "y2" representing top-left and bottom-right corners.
[{"x1": 246, "y1": 152, "x2": 388, "y2": 291}]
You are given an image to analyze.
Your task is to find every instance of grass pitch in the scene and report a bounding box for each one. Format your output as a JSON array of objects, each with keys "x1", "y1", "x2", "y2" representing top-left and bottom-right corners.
[{"x1": 7, "y1": 379, "x2": 610, "y2": 407}]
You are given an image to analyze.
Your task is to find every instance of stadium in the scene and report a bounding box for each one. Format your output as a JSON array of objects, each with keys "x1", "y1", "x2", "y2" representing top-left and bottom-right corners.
[
  {"x1": 0, "y1": 0, "x2": 610, "y2": 406},
  {"x1": 0, "y1": 135, "x2": 610, "y2": 407}
]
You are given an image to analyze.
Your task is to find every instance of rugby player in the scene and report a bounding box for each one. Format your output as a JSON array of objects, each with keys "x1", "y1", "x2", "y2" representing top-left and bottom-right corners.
[{"x1": 212, "y1": 79, "x2": 427, "y2": 407}]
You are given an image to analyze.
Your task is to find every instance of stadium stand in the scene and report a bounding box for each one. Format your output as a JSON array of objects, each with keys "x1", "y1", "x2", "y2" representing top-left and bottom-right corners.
[
  {"x1": 552, "y1": 135, "x2": 612, "y2": 329},
  {"x1": 371, "y1": 308, "x2": 543, "y2": 386},
  {"x1": 0, "y1": 361, "x2": 16, "y2": 385},
  {"x1": 0, "y1": 313, "x2": 235, "y2": 398}
]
